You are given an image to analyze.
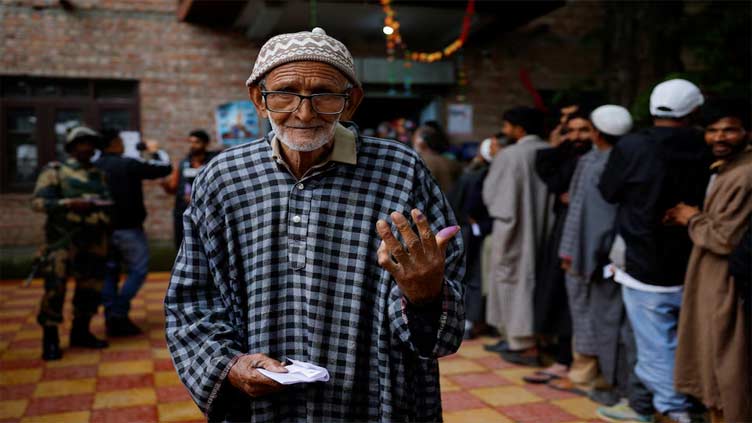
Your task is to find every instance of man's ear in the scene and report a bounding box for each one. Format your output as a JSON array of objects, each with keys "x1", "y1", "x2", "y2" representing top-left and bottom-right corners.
[
  {"x1": 249, "y1": 86, "x2": 268, "y2": 119},
  {"x1": 340, "y1": 86, "x2": 364, "y2": 121}
]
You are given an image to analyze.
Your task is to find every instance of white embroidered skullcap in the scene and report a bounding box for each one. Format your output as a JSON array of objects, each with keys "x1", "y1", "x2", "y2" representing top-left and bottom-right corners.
[{"x1": 246, "y1": 27, "x2": 359, "y2": 87}]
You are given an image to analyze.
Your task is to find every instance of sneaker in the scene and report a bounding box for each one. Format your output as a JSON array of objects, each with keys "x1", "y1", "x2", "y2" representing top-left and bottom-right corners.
[
  {"x1": 597, "y1": 401, "x2": 654, "y2": 423},
  {"x1": 666, "y1": 411, "x2": 691, "y2": 423},
  {"x1": 665, "y1": 410, "x2": 707, "y2": 423},
  {"x1": 589, "y1": 388, "x2": 621, "y2": 406}
]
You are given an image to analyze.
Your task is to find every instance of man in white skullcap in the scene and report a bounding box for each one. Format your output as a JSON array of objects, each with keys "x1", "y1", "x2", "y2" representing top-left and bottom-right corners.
[
  {"x1": 552, "y1": 106, "x2": 636, "y2": 403},
  {"x1": 165, "y1": 28, "x2": 465, "y2": 422},
  {"x1": 598, "y1": 80, "x2": 712, "y2": 423}
]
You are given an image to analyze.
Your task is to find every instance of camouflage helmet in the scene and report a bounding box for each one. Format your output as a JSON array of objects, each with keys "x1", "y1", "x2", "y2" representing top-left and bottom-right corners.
[{"x1": 65, "y1": 126, "x2": 101, "y2": 152}]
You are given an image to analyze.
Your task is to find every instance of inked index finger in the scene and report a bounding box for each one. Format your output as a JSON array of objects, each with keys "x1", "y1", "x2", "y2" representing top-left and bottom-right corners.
[{"x1": 376, "y1": 219, "x2": 409, "y2": 264}]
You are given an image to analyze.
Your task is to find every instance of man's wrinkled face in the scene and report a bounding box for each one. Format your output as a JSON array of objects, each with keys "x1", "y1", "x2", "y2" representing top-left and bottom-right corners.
[
  {"x1": 566, "y1": 117, "x2": 595, "y2": 152},
  {"x1": 259, "y1": 62, "x2": 350, "y2": 152},
  {"x1": 705, "y1": 117, "x2": 748, "y2": 159},
  {"x1": 188, "y1": 136, "x2": 207, "y2": 155}
]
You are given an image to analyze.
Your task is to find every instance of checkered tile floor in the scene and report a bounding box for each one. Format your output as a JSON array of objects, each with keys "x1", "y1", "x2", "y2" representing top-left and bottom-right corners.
[{"x1": 0, "y1": 273, "x2": 605, "y2": 422}]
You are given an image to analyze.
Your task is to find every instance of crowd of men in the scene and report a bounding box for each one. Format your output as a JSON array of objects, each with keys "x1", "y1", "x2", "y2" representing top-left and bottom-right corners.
[
  {"x1": 449, "y1": 79, "x2": 750, "y2": 423},
  {"x1": 27, "y1": 24, "x2": 750, "y2": 423}
]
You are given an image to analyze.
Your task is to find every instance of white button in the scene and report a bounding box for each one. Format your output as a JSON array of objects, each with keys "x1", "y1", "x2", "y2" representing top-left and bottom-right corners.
[
  {"x1": 296, "y1": 183, "x2": 304, "y2": 190},
  {"x1": 292, "y1": 215, "x2": 302, "y2": 223}
]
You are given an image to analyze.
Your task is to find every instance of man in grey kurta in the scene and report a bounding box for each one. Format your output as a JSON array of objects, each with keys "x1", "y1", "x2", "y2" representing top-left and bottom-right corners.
[
  {"x1": 483, "y1": 107, "x2": 551, "y2": 357},
  {"x1": 558, "y1": 105, "x2": 632, "y2": 393},
  {"x1": 164, "y1": 28, "x2": 465, "y2": 422}
]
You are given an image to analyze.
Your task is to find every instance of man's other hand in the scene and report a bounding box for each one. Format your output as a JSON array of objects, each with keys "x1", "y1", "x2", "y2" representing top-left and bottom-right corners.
[{"x1": 227, "y1": 353, "x2": 287, "y2": 398}]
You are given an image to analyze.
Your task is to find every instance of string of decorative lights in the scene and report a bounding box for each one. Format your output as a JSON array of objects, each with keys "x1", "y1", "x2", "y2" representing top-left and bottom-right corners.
[{"x1": 380, "y1": 0, "x2": 475, "y2": 63}]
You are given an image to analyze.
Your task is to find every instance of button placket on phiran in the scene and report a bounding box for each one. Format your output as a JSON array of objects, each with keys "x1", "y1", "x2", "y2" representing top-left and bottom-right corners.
[{"x1": 287, "y1": 180, "x2": 312, "y2": 270}]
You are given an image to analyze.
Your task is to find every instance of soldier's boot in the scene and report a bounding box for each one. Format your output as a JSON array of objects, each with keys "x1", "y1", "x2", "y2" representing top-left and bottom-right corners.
[
  {"x1": 42, "y1": 326, "x2": 63, "y2": 361},
  {"x1": 69, "y1": 317, "x2": 109, "y2": 349}
]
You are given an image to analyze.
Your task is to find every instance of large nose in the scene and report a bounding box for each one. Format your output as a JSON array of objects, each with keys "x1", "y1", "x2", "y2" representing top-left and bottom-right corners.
[
  {"x1": 294, "y1": 96, "x2": 316, "y2": 122},
  {"x1": 709, "y1": 129, "x2": 725, "y2": 142}
]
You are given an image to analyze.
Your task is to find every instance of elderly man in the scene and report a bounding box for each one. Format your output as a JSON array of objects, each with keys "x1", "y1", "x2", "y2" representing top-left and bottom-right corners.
[{"x1": 165, "y1": 28, "x2": 464, "y2": 422}]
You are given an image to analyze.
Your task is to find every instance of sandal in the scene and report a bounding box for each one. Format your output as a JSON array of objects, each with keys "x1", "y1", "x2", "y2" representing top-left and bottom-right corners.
[
  {"x1": 523, "y1": 370, "x2": 563, "y2": 384},
  {"x1": 546, "y1": 377, "x2": 587, "y2": 396}
]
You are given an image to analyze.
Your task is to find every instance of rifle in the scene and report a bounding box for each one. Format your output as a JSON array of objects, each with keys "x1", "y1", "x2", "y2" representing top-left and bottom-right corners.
[{"x1": 23, "y1": 226, "x2": 80, "y2": 288}]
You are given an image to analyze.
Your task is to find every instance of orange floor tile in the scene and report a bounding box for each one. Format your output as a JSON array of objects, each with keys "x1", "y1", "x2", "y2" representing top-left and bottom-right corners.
[{"x1": 0, "y1": 274, "x2": 607, "y2": 422}]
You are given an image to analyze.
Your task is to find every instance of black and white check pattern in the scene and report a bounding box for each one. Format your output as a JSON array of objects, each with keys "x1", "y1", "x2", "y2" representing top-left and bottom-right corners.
[{"x1": 165, "y1": 127, "x2": 465, "y2": 422}]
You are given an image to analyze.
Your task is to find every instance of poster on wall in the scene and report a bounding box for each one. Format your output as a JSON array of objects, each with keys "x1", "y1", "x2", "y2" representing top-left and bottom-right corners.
[
  {"x1": 215, "y1": 101, "x2": 261, "y2": 147},
  {"x1": 447, "y1": 103, "x2": 473, "y2": 136}
]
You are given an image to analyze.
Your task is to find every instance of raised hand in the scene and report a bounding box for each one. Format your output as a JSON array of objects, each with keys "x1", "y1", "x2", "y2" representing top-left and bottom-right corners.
[{"x1": 376, "y1": 208, "x2": 460, "y2": 305}]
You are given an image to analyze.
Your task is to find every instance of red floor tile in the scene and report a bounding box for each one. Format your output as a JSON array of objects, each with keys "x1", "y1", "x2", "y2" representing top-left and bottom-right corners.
[
  {"x1": 0, "y1": 383, "x2": 36, "y2": 400},
  {"x1": 96, "y1": 374, "x2": 154, "y2": 392},
  {"x1": 7, "y1": 339, "x2": 40, "y2": 349},
  {"x1": 499, "y1": 402, "x2": 578, "y2": 422},
  {"x1": 149, "y1": 338, "x2": 168, "y2": 348},
  {"x1": 0, "y1": 358, "x2": 44, "y2": 370},
  {"x1": 43, "y1": 364, "x2": 99, "y2": 380},
  {"x1": 440, "y1": 390, "x2": 488, "y2": 412},
  {"x1": 155, "y1": 385, "x2": 193, "y2": 403},
  {"x1": 101, "y1": 349, "x2": 153, "y2": 361},
  {"x1": 0, "y1": 317, "x2": 28, "y2": 325},
  {"x1": 153, "y1": 358, "x2": 174, "y2": 372},
  {"x1": 448, "y1": 372, "x2": 513, "y2": 389},
  {"x1": 24, "y1": 393, "x2": 94, "y2": 416},
  {"x1": 91, "y1": 404, "x2": 158, "y2": 423}
]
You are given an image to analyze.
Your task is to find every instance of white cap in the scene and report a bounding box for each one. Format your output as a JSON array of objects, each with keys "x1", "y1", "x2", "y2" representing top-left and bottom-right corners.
[
  {"x1": 590, "y1": 105, "x2": 633, "y2": 136},
  {"x1": 649, "y1": 79, "x2": 704, "y2": 118},
  {"x1": 479, "y1": 138, "x2": 493, "y2": 162}
]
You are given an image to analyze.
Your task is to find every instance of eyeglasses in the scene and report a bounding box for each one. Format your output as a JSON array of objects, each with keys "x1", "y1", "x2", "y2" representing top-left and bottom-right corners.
[{"x1": 260, "y1": 89, "x2": 350, "y2": 115}]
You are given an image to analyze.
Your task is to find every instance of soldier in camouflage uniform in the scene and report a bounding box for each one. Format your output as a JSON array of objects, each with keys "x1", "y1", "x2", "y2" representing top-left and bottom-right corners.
[{"x1": 32, "y1": 126, "x2": 112, "y2": 360}]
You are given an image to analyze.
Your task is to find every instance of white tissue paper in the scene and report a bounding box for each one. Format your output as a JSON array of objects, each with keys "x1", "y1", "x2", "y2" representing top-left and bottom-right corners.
[{"x1": 257, "y1": 359, "x2": 330, "y2": 385}]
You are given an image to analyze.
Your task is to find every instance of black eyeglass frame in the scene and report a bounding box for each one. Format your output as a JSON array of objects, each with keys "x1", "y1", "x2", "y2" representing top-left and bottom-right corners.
[{"x1": 259, "y1": 88, "x2": 351, "y2": 115}]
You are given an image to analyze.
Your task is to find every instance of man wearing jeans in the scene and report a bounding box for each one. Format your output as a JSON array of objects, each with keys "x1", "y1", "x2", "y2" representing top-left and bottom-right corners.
[
  {"x1": 96, "y1": 129, "x2": 172, "y2": 336},
  {"x1": 598, "y1": 79, "x2": 711, "y2": 423}
]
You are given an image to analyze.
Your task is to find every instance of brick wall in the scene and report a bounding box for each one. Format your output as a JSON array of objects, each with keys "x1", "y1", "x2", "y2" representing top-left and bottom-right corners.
[
  {"x1": 1, "y1": 0, "x2": 259, "y2": 246},
  {"x1": 446, "y1": 2, "x2": 604, "y2": 142},
  {"x1": 0, "y1": 0, "x2": 604, "y2": 247}
]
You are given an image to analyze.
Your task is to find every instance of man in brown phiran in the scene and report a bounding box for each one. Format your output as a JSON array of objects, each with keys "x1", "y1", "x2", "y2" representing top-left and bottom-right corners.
[{"x1": 665, "y1": 99, "x2": 752, "y2": 423}]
